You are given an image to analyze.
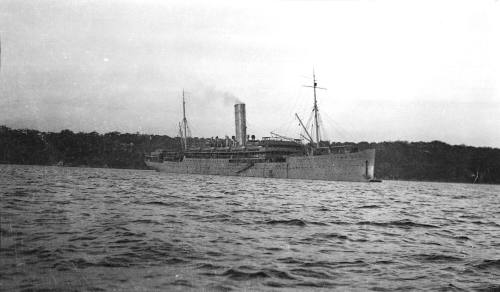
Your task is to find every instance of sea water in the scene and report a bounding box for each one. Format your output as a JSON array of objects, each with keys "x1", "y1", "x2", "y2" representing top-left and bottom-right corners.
[{"x1": 1, "y1": 164, "x2": 499, "y2": 291}]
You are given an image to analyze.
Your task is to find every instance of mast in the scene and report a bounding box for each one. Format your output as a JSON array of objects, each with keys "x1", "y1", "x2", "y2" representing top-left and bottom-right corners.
[
  {"x1": 178, "y1": 122, "x2": 184, "y2": 150},
  {"x1": 304, "y1": 70, "x2": 326, "y2": 149},
  {"x1": 182, "y1": 89, "x2": 187, "y2": 151},
  {"x1": 312, "y1": 71, "x2": 319, "y2": 148}
]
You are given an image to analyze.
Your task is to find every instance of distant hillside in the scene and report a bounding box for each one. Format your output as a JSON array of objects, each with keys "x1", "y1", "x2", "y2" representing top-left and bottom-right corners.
[
  {"x1": 0, "y1": 126, "x2": 178, "y2": 169},
  {"x1": 348, "y1": 141, "x2": 500, "y2": 184},
  {"x1": 1, "y1": 126, "x2": 499, "y2": 184}
]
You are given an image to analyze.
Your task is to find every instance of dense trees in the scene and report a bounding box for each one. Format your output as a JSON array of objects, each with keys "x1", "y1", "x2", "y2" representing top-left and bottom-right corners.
[
  {"x1": 1, "y1": 126, "x2": 499, "y2": 183},
  {"x1": 0, "y1": 126, "x2": 178, "y2": 169},
  {"x1": 356, "y1": 140, "x2": 500, "y2": 183}
]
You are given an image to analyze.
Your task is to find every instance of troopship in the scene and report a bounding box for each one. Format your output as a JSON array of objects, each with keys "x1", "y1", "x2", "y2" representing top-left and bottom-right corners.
[{"x1": 145, "y1": 75, "x2": 376, "y2": 182}]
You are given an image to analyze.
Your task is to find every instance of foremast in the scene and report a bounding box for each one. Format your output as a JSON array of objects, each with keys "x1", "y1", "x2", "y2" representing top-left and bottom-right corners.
[
  {"x1": 303, "y1": 70, "x2": 326, "y2": 149},
  {"x1": 179, "y1": 89, "x2": 191, "y2": 151}
]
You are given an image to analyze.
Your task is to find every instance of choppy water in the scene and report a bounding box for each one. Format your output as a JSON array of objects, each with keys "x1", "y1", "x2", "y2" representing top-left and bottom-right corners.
[{"x1": 1, "y1": 165, "x2": 499, "y2": 291}]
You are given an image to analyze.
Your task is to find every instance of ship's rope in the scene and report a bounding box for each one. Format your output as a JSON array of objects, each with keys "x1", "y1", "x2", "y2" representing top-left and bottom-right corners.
[
  {"x1": 320, "y1": 110, "x2": 356, "y2": 142},
  {"x1": 271, "y1": 82, "x2": 310, "y2": 139}
]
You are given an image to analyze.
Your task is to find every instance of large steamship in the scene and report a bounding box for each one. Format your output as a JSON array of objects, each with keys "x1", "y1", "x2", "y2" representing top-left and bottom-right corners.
[{"x1": 145, "y1": 75, "x2": 377, "y2": 182}]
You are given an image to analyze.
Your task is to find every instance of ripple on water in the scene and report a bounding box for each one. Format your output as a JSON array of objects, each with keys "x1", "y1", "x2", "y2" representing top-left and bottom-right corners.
[{"x1": 0, "y1": 165, "x2": 499, "y2": 291}]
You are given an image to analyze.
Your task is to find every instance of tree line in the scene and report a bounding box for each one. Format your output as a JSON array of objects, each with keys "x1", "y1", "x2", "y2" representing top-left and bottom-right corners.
[{"x1": 1, "y1": 126, "x2": 499, "y2": 183}]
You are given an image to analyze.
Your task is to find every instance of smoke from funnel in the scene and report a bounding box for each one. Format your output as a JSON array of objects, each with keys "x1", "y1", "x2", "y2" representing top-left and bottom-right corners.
[
  {"x1": 223, "y1": 92, "x2": 242, "y2": 105},
  {"x1": 198, "y1": 86, "x2": 243, "y2": 106}
]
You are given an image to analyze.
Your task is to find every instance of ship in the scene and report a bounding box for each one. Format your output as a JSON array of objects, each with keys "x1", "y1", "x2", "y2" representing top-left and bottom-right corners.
[{"x1": 145, "y1": 74, "x2": 377, "y2": 182}]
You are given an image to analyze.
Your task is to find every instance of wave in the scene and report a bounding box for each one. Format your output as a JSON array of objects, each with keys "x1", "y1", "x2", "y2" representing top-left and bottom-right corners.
[
  {"x1": 113, "y1": 238, "x2": 143, "y2": 244},
  {"x1": 475, "y1": 284, "x2": 500, "y2": 291},
  {"x1": 474, "y1": 259, "x2": 500, "y2": 270},
  {"x1": 130, "y1": 219, "x2": 162, "y2": 225},
  {"x1": 0, "y1": 227, "x2": 23, "y2": 237},
  {"x1": 21, "y1": 246, "x2": 51, "y2": 256},
  {"x1": 169, "y1": 279, "x2": 195, "y2": 288},
  {"x1": 277, "y1": 257, "x2": 303, "y2": 265},
  {"x1": 264, "y1": 219, "x2": 307, "y2": 226},
  {"x1": 301, "y1": 259, "x2": 367, "y2": 269},
  {"x1": 231, "y1": 209, "x2": 264, "y2": 214},
  {"x1": 141, "y1": 200, "x2": 189, "y2": 207},
  {"x1": 262, "y1": 219, "x2": 328, "y2": 227},
  {"x1": 357, "y1": 204, "x2": 381, "y2": 209},
  {"x1": 264, "y1": 269, "x2": 296, "y2": 280},
  {"x1": 313, "y1": 233, "x2": 348, "y2": 240},
  {"x1": 414, "y1": 253, "x2": 463, "y2": 262},
  {"x1": 220, "y1": 267, "x2": 295, "y2": 281},
  {"x1": 196, "y1": 263, "x2": 226, "y2": 270},
  {"x1": 221, "y1": 268, "x2": 270, "y2": 280},
  {"x1": 329, "y1": 220, "x2": 351, "y2": 225},
  {"x1": 68, "y1": 235, "x2": 98, "y2": 242},
  {"x1": 295, "y1": 280, "x2": 337, "y2": 288},
  {"x1": 357, "y1": 219, "x2": 438, "y2": 229},
  {"x1": 290, "y1": 268, "x2": 332, "y2": 279}
]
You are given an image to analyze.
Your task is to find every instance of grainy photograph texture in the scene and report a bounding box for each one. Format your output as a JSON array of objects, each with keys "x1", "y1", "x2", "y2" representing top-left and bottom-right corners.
[{"x1": 1, "y1": 0, "x2": 500, "y2": 291}]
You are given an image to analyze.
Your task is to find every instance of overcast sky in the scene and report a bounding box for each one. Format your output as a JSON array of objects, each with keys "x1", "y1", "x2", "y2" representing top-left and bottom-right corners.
[{"x1": 0, "y1": 0, "x2": 499, "y2": 147}]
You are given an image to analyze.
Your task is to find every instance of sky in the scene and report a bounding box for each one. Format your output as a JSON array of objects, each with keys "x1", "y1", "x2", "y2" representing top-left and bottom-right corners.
[{"x1": 0, "y1": 0, "x2": 499, "y2": 147}]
